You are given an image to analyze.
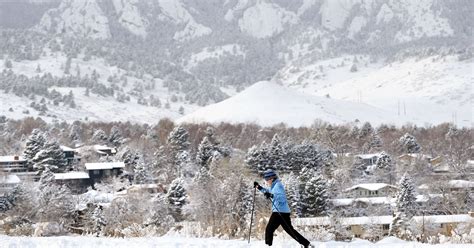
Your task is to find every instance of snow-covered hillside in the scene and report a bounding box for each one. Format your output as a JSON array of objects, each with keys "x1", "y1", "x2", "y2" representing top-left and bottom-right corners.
[
  {"x1": 275, "y1": 55, "x2": 473, "y2": 127},
  {"x1": 0, "y1": 52, "x2": 199, "y2": 123},
  {"x1": 178, "y1": 81, "x2": 406, "y2": 127}
]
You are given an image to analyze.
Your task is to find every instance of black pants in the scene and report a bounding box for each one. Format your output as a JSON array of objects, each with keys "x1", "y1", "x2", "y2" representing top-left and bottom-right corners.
[{"x1": 265, "y1": 212, "x2": 310, "y2": 246}]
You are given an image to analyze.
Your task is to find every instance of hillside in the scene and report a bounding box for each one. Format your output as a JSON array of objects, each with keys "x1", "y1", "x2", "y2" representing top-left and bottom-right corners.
[{"x1": 0, "y1": 0, "x2": 472, "y2": 127}]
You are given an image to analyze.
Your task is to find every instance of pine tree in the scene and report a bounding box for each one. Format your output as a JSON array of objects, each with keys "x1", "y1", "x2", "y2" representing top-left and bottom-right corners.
[
  {"x1": 196, "y1": 136, "x2": 214, "y2": 171},
  {"x1": 33, "y1": 140, "x2": 67, "y2": 173},
  {"x1": 23, "y1": 129, "x2": 46, "y2": 167},
  {"x1": 108, "y1": 126, "x2": 123, "y2": 147},
  {"x1": 396, "y1": 173, "x2": 417, "y2": 217},
  {"x1": 167, "y1": 177, "x2": 187, "y2": 221},
  {"x1": 92, "y1": 129, "x2": 108, "y2": 143},
  {"x1": 133, "y1": 157, "x2": 150, "y2": 184},
  {"x1": 268, "y1": 134, "x2": 286, "y2": 170},
  {"x1": 245, "y1": 143, "x2": 269, "y2": 173},
  {"x1": 398, "y1": 133, "x2": 421, "y2": 153},
  {"x1": 301, "y1": 175, "x2": 329, "y2": 217},
  {"x1": 167, "y1": 126, "x2": 190, "y2": 152}
]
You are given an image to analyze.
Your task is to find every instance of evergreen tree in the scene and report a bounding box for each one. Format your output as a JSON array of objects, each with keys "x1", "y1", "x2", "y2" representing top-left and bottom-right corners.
[
  {"x1": 92, "y1": 129, "x2": 108, "y2": 143},
  {"x1": 33, "y1": 140, "x2": 67, "y2": 173},
  {"x1": 108, "y1": 125, "x2": 123, "y2": 147},
  {"x1": 196, "y1": 136, "x2": 214, "y2": 171},
  {"x1": 167, "y1": 125, "x2": 190, "y2": 152},
  {"x1": 395, "y1": 173, "x2": 417, "y2": 217},
  {"x1": 301, "y1": 175, "x2": 329, "y2": 217},
  {"x1": 268, "y1": 134, "x2": 286, "y2": 170},
  {"x1": 245, "y1": 143, "x2": 269, "y2": 173},
  {"x1": 23, "y1": 129, "x2": 46, "y2": 167},
  {"x1": 167, "y1": 177, "x2": 187, "y2": 221},
  {"x1": 376, "y1": 151, "x2": 392, "y2": 169},
  {"x1": 398, "y1": 133, "x2": 421, "y2": 153},
  {"x1": 133, "y1": 157, "x2": 150, "y2": 184}
]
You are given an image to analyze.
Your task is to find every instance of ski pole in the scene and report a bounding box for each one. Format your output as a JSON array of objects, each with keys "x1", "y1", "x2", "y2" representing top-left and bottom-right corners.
[{"x1": 248, "y1": 187, "x2": 256, "y2": 244}]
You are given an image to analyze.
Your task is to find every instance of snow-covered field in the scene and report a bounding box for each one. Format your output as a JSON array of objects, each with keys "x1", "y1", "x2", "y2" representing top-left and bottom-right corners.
[{"x1": 0, "y1": 235, "x2": 472, "y2": 248}]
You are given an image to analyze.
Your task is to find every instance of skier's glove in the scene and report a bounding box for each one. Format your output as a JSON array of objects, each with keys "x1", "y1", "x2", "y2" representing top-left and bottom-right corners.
[
  {"x1": 253, "y1": 181, "x2": 263, "y2": 190},
  {"x1": 264, "y1": 192, "x2": 273, "y2": 199}
]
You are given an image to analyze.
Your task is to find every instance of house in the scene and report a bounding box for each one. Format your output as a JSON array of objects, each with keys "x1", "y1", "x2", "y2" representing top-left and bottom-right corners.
[
  {"x1": 354, "y1": 153, "x2": 382, "y2": 167},
  {"x1": 117, "y1": 183, "x2": 165, "y2": 196},
  {"x1": 412, "y1": 213, "x2": 474, "y2": 238},
  {"x1": 418, "y1": 180, "x2": 474, "y2": 194},
  {"x1": 54, "y1": 171, "x2": 91, "y2": 193},
  {"x1": 398, "y1": 153, "x2": 440, "y2": 166},
  {"x1": 294, "y1": 213, "x2": 474, "y2": 241},
  {"x1": 85, "y1": 162, "x2": 125, "y2": 183},
  {"x1": 0, "y1": 156, "x2": 27, "y2": 173},
  {"x1": 345, "y1": 183, "x2": 398, "y2": 198},
  {"x1": 93, "y1": 145, "x2": 117, "y2": 157},
  {"x1": 60, "y1": 146, "x2": 81, "y2": 165},
  {"x1": 0, "y1": 174, "x2": 21, "y2": 195}
]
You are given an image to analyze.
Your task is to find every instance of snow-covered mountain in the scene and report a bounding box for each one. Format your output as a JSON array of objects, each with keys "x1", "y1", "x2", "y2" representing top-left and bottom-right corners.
[{"x1": 0, "y1": 0, "x2": 472, "y2": 127}]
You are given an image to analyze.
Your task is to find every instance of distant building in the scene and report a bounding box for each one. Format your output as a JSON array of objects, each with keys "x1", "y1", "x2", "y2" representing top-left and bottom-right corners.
[
  {"x1": 294, "y1": 213, "x2": 474, "y2": 241},
  {"x1": 85, "y1": 162, "x2": 125, "y2": 183},
  {"x1": 355, "y1": 153, "x2": 382, "y2": 167},
  {"x1": 0, "y1": 174, "x2": 21, "y2": 195},
  {"x1": 54, "y1": 171, "x2": 91, "y2": 193},
  {"x1": 93, "y1": 145, "x2": 117, "y2": 157},
  {"x1": 60, "y1": 145, "x2": 81, "y2": 165},
  {"x1": 345, "y1": 183, "x2": 398, "y2": 198},
  {"x1": 0, "y1": 156, "x2": 27, "y2": 173}
]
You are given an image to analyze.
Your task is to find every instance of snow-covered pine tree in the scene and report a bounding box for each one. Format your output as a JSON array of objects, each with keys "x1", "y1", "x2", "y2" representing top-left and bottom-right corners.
[
  {"x1": 268, "y1": 134, "x2": 287, "y2": 171},
  {"x1": 245, "y1": 142, "x2": 269, "y2": 173},
  {"x1": 396, "y1": 172, "x2": 417, "y2": 217},
  {"x1": 167, "y1": 125, "x2": 190, "y2": 152},
  {"x1": 33, "y1": 140, "x2": 67, "y2": 173},
  {"x1": 376, "y1": 151, "x2": 392, "y2": 169},
  {"x1": 92, "y1": 129, "x2": 108, "y2": 143},
  {"x1": 108, "y1": 126, "x2": 123, "y2": 147},
  {"x1": 398, "y1": 133, "x2": 421, "y2": 153},
  {"x1": 196, "y1": 136, "x2": 214, "y2": 171},
  {"x1": 133, "y1": 157, "x2": 151, "y2": 185},
  {"x1": 23, "y1": 129, "x2": 46, "y2": 167},
  {"x1": 167, "y1": 177, "x2": 187, "y2": 222},
  {"x1": 37, "y1": 168, "x2": 74, "y2": 222},
  {"x1": 285, "y1": 172, "x2": 301, "y2": 216},
  {"x1": 301, "y1": 174, "x2": 329, "y2": 217}
]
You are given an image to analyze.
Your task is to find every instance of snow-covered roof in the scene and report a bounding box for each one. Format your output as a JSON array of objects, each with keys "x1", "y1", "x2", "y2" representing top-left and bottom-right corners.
[
  {"x1": 295, "y1": 214, "x2": 472, "y2": 227},
  {"x1": 0, "y1": 174, "x2": 21, "y2": 184},
  {"x1": 331, "y1": 197, "x2": 395, "y2": 206},
  {"x1": 345, "y1": 183, "x2": 397, "y2": 192},
  {"x1": 355, "y1": 153, "x2": 381, "y2": 159},
  {"x1": 448, "y1": 180, "x2": 474, "y2": 188},
  {"x1": 293, "y1": 216, "x2": 393, "y2": 226},
  {"x1": 85, "y1": 162, "x2": 125, "y2": 170},
  {"x1": 54, "y1": 172, "x2": 90, "y2": 180},
  {"x1": 0, "y1": 155, "x2": 26, "y2": 163},
  {"x1": 412, "y1": 214, "x2": 473, "y2": 224},
  {"x1": 93, "y1": 145, "x2": 116, "y2": 153},
  {"x1": 60, "y1": 145, "x2": 75, "y2": 152}
]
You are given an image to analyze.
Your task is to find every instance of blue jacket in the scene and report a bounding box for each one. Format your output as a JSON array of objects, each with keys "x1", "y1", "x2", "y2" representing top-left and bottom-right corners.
[{"x1": 259, "y1": 179, "x2": 291, "y2": 213}]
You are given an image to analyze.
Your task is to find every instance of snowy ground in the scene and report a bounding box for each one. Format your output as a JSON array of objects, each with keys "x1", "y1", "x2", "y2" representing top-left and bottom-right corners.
[{"x1": 0, "y1": 235, "x2": 472, "y2": 248}]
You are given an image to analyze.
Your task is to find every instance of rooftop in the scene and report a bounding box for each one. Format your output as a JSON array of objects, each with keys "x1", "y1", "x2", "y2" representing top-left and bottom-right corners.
[
  {"x1": 54, "y1": 172, "x2": 90, "y2": 180},
  {"x1": 85, "y1": 162, "x2": 125, "y2": 170},
  {"x1": 345, "y1": 183, "x2": 397, "y2": 192}
]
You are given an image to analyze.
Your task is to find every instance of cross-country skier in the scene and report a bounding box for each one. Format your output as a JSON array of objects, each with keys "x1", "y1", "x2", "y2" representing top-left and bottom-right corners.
[{"x1": 254, "y1": 169, "x2": 312, "y2": 248}]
